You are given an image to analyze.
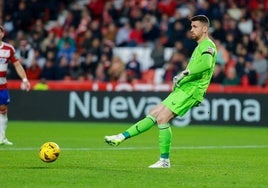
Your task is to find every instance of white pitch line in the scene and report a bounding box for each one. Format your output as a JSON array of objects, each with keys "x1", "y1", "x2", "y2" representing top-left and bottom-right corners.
[{"x1": 0, "y1": 145, "x2": 268, "y2": 151}]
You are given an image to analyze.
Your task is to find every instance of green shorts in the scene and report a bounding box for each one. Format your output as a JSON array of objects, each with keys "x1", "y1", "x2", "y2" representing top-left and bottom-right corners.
[{"x1": 161, "y1": 88, "x2": 200, "y2": 117}]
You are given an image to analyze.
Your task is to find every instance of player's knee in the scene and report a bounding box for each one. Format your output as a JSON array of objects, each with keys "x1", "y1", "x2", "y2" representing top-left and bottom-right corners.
[
  {"x1": 148, "y1": 105, "x2": 160, "y2": 117},
  {"x1": 156, "y1": 115, "x2": 170, "y2": 124},
  {"x1": 156, "y1": 110, "x2": 175, "y2": 124}
]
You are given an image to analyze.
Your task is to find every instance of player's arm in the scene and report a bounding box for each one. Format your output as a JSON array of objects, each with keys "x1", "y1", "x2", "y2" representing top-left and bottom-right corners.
[
  {"x1": 173, "y1": 49, "x2": 214, "y2": 88},
  {"x1": 13, "y1": 61, "x2": 31, "y2": 91},
  {"x1": 188, "y1": 51, "x2": 214, "y2": 74}
]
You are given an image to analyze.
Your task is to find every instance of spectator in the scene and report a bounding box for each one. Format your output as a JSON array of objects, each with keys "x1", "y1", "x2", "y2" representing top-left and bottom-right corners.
[
  {"x1": 57, "y1": 55, "x2": 70, "y2": 80},
  {"x1": 95, "y1": 63, "x2": 107, "y2": 82},
  {"x1": 80, "y1": 30, "x2": 93, "y2": 55},
  {"x1": 211, "y1": 19, "x2": 226, "y2": 43},
  {"x1": 222, "y1": 67, "x2": 240, "y2": 85},
  {"x1": 235, "y1": 55, "x2": 246, "y2": 78},
  {"x1": 108, "y1": 56, "x2": 126, "y2": 82},
  {"x1": 215, "y1": 39, "x2": 229, "y2": 66},
  {"x1": 244, "y1": 61, "x2": 257, "y2": 86},
  {"x1": 41, "y1": 31, "x2": 59, "y2": 56},
  {"x1": 115, "y1": 21, "x2": 131, "y2": 47},
  {"x1": 1, "y1": 0, "x2": 268, "y2": 87},
  {"x1": 158, "y1": 13, "x2": 170, "y2": 43},
  {"x1": 125, "y1": 53, "x2": 142, "y2": 82},
  {"x1": 30, "y1": 19, "x2": 47, "y2": 50},
  {"x1": 88, "y1": 0, "x2": 105, "y2": 20},
  {"x1": 90, "y1": 20, "x2": 102, "y2": 40},
  {"x1": 69, "y1": 52, "x2": 84, "y2": 80},
  {"x1": 87, "y1": 38, "x2": 102, "y2": 65},
  {"x1": 102, "y1": 22, "x2": 117, "y2": 44},
  {"x1": 181, "y1": 30, "x2": 197, "y2": 58},
  {"x1": 33, "y1": 49, "x2": 46, "y2": 69},
  {"x1": 157, "y1": 0, "x2": 177, "y2": 17},
  {"x1": 166, "y1": 20, "x2": 185, "y2": 47},
  {"x1": 76, "y1": 5, "x2": 91, "y2": 36},
  {"x1": 40, "y1": 59, "x2": 58, "y2": 80},
  {"x1": 95, "y1": 53, "x2": 112, "y2": 82},
  {"x1": 145, "y1": 0, "x2": 162, "y2": 21},
  {"x1": 173, "y1": 41, "x2": 188, "y2": 57},
  {"x1": 13, "y1": 1, "x2": 31, "y2": 32},
  {"x1": 57, "y1": 28, "x2": 76, "y2": 54},
  {"x1": 252, "y1": 50, "x2": 268, "y2": 86},
  {"x1": 46, "y1": 50, "x2": 57, "y2": 64},
  {"x1": 62, "y1": 11, "x2": 75, "y2": 29},
  {"x1": 128, "y1": 4, "x2": 143, "y2": 28},
  {"x1": 49, "y1": 21, "x2": 64, "y2": 38},
  {"x1": 57, "y1": 41, "x2": 75, "y2": 62},
  {"x1": 101, "y1": 42, "x2": 113, "y2": 60},
  {"x1": 15, "y1": 40, "x2": 35, "y2": 68},
  {"x1": 81, "y1": 53, "x2": 95, "y2": 80},
  {"x1": 25, "y1": 59, "x2": 42, "y2": 80},
  {"x1": 241, "y1": 34, "x2": 256, "y2": 54},
  {"x1": 238, "y1": 12, "x2": 253, "y2": 35},
  {"x1": 102, "y1": 1, "x2": 117, "y2": 26},
  {"x1": 149, "y1": 40, "x2": 165, "y2": 69},
  {"x1": 211, "y1": 63, "x2": 225, "y2": 84},
  {"x1": 162, "y1": 52, "x2": 184, "y2": 83},
  {"x1": 129, "y1": 21, "x2": 144, "y2": 46},
  {"x1": 142, "y1": 14, "x2": 160, "y2": 47},
  {"x1": 3, "y1": 14, "x2": 15, "y2": 39},
  {"x1": 33, "y1": 78, "x2": 49, "y2": 91},
  {"x1": 225, "y1": 32, "x2": 236, "y2": 54}
]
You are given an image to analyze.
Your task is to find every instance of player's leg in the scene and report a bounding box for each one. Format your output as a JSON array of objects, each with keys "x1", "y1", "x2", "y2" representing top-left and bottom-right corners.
[
  {"x1": 149, "y1": 90, "x2": 199, "y2": 168},
  {"x1": 149, "y1": 104, "x2": 174, "y2": 168},
  {"x1": 0, "y1": 90, "x2": 12, "y2": 145},
  {"x1": 104, "y1": 114, "x2": 156, "y2": 146},
  {"x1": 104, "y1": 104, "x2": 165, "y2": 146},
  {"x1": 0, "y1": 105, "x2": 12, "y2": 145}
]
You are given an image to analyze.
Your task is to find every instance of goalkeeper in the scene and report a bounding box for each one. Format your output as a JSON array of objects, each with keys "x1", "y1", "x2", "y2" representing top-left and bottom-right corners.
[{"x1": 105, "y1": 15, "x2": 217, "y2": 168}]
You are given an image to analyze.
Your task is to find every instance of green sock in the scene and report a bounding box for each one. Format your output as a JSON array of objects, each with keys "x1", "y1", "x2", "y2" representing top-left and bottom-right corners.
[
  {"x1": 158, "y1": 123, "x2": 172, "y2": 159},
  {"x1": 123, "y1": 115, "x2": 156, "y2": 138}
]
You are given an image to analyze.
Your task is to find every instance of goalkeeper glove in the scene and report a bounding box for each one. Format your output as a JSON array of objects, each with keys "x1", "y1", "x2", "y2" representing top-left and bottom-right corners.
[{"x1": 172, "y1": 69, "x2": 190, "y2": 89}]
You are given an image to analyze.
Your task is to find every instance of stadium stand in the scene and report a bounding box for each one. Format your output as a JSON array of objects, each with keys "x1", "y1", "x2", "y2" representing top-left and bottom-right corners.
[{"x1": 1, "y1": 0, "x2": 268, "y2": 89}]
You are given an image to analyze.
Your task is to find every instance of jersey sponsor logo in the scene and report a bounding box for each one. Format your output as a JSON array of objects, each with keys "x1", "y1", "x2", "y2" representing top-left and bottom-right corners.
[
  {"x1": 0, "y1": 63, "x2": 8, "y2": 71},
  {"x1": 0, "y1": 49, "x2": 10, "y2": 58}
]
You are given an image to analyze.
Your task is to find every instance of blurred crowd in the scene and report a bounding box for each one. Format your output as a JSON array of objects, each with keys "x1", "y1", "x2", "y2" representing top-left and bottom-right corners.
[{"x1": 1, "y1": 0, "x2": 268, "y2": 86}]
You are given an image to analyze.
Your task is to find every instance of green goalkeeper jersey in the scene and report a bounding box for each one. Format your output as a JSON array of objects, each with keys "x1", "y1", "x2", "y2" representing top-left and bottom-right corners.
[{"x1": 178, "y1": 38, "x2": 217, "y2": 101}]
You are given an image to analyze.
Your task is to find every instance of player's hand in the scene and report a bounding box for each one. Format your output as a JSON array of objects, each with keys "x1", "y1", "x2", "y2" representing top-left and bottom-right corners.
[
  {"x1": 172, "y1": 69, "x2": 190, "y2": 90},
  {"x1": 21, "y1": 78, "x2": 31, "y2": 91}
]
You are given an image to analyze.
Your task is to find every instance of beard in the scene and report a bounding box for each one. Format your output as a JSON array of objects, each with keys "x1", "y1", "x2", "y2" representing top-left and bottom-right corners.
[{"x1": 191, "y1": 33, "x2": 201, "y2": 41}]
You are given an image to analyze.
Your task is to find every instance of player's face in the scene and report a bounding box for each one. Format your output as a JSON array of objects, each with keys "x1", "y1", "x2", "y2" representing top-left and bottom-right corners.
[{"x1": 190, "y1": 21, "x2": 206, "y2": 41}]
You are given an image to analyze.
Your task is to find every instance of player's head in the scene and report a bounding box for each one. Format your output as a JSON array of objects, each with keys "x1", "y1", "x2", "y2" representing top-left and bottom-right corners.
[{"x1": 190, "y1": 15, "x2": 210, "y2": 42}]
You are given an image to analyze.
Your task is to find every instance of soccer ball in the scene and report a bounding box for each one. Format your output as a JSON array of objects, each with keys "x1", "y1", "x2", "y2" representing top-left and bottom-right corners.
[{"x1": 39, "y1": 142, "x2": 60, "y2": 163}]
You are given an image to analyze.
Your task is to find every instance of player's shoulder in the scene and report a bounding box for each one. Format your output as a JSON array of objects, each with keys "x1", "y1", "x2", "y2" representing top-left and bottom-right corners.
[
  {"x1": 1, "y1": 41, "x2": 15, "y2": 51},
  {"x1": 198, "y1": 39, "x2": 216, "y2": 55},
  {"x1": 200, "y1": 38, "x2": 216, "y2": 47}
]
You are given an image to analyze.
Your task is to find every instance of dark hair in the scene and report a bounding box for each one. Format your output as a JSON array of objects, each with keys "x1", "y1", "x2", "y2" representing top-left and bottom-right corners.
[{"x1": 191, "y1": 15, "x2": 210, "y2": 27}]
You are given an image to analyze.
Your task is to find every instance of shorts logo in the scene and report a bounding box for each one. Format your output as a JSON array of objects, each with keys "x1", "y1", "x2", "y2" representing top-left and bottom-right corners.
[{"x1": 172, "y1": 101, "x2": 176, "y2": 105}]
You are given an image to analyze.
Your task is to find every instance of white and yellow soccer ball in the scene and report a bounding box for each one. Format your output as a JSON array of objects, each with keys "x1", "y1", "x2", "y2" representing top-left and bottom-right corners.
[{"x1": 39, "y1": 142, "x2": 60, "y2": 163}]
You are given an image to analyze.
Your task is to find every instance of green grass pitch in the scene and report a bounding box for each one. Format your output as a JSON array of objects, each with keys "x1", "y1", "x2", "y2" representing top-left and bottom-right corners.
[{"x1": 0, "y1": 121, "x2": 268, "y2": 188}]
